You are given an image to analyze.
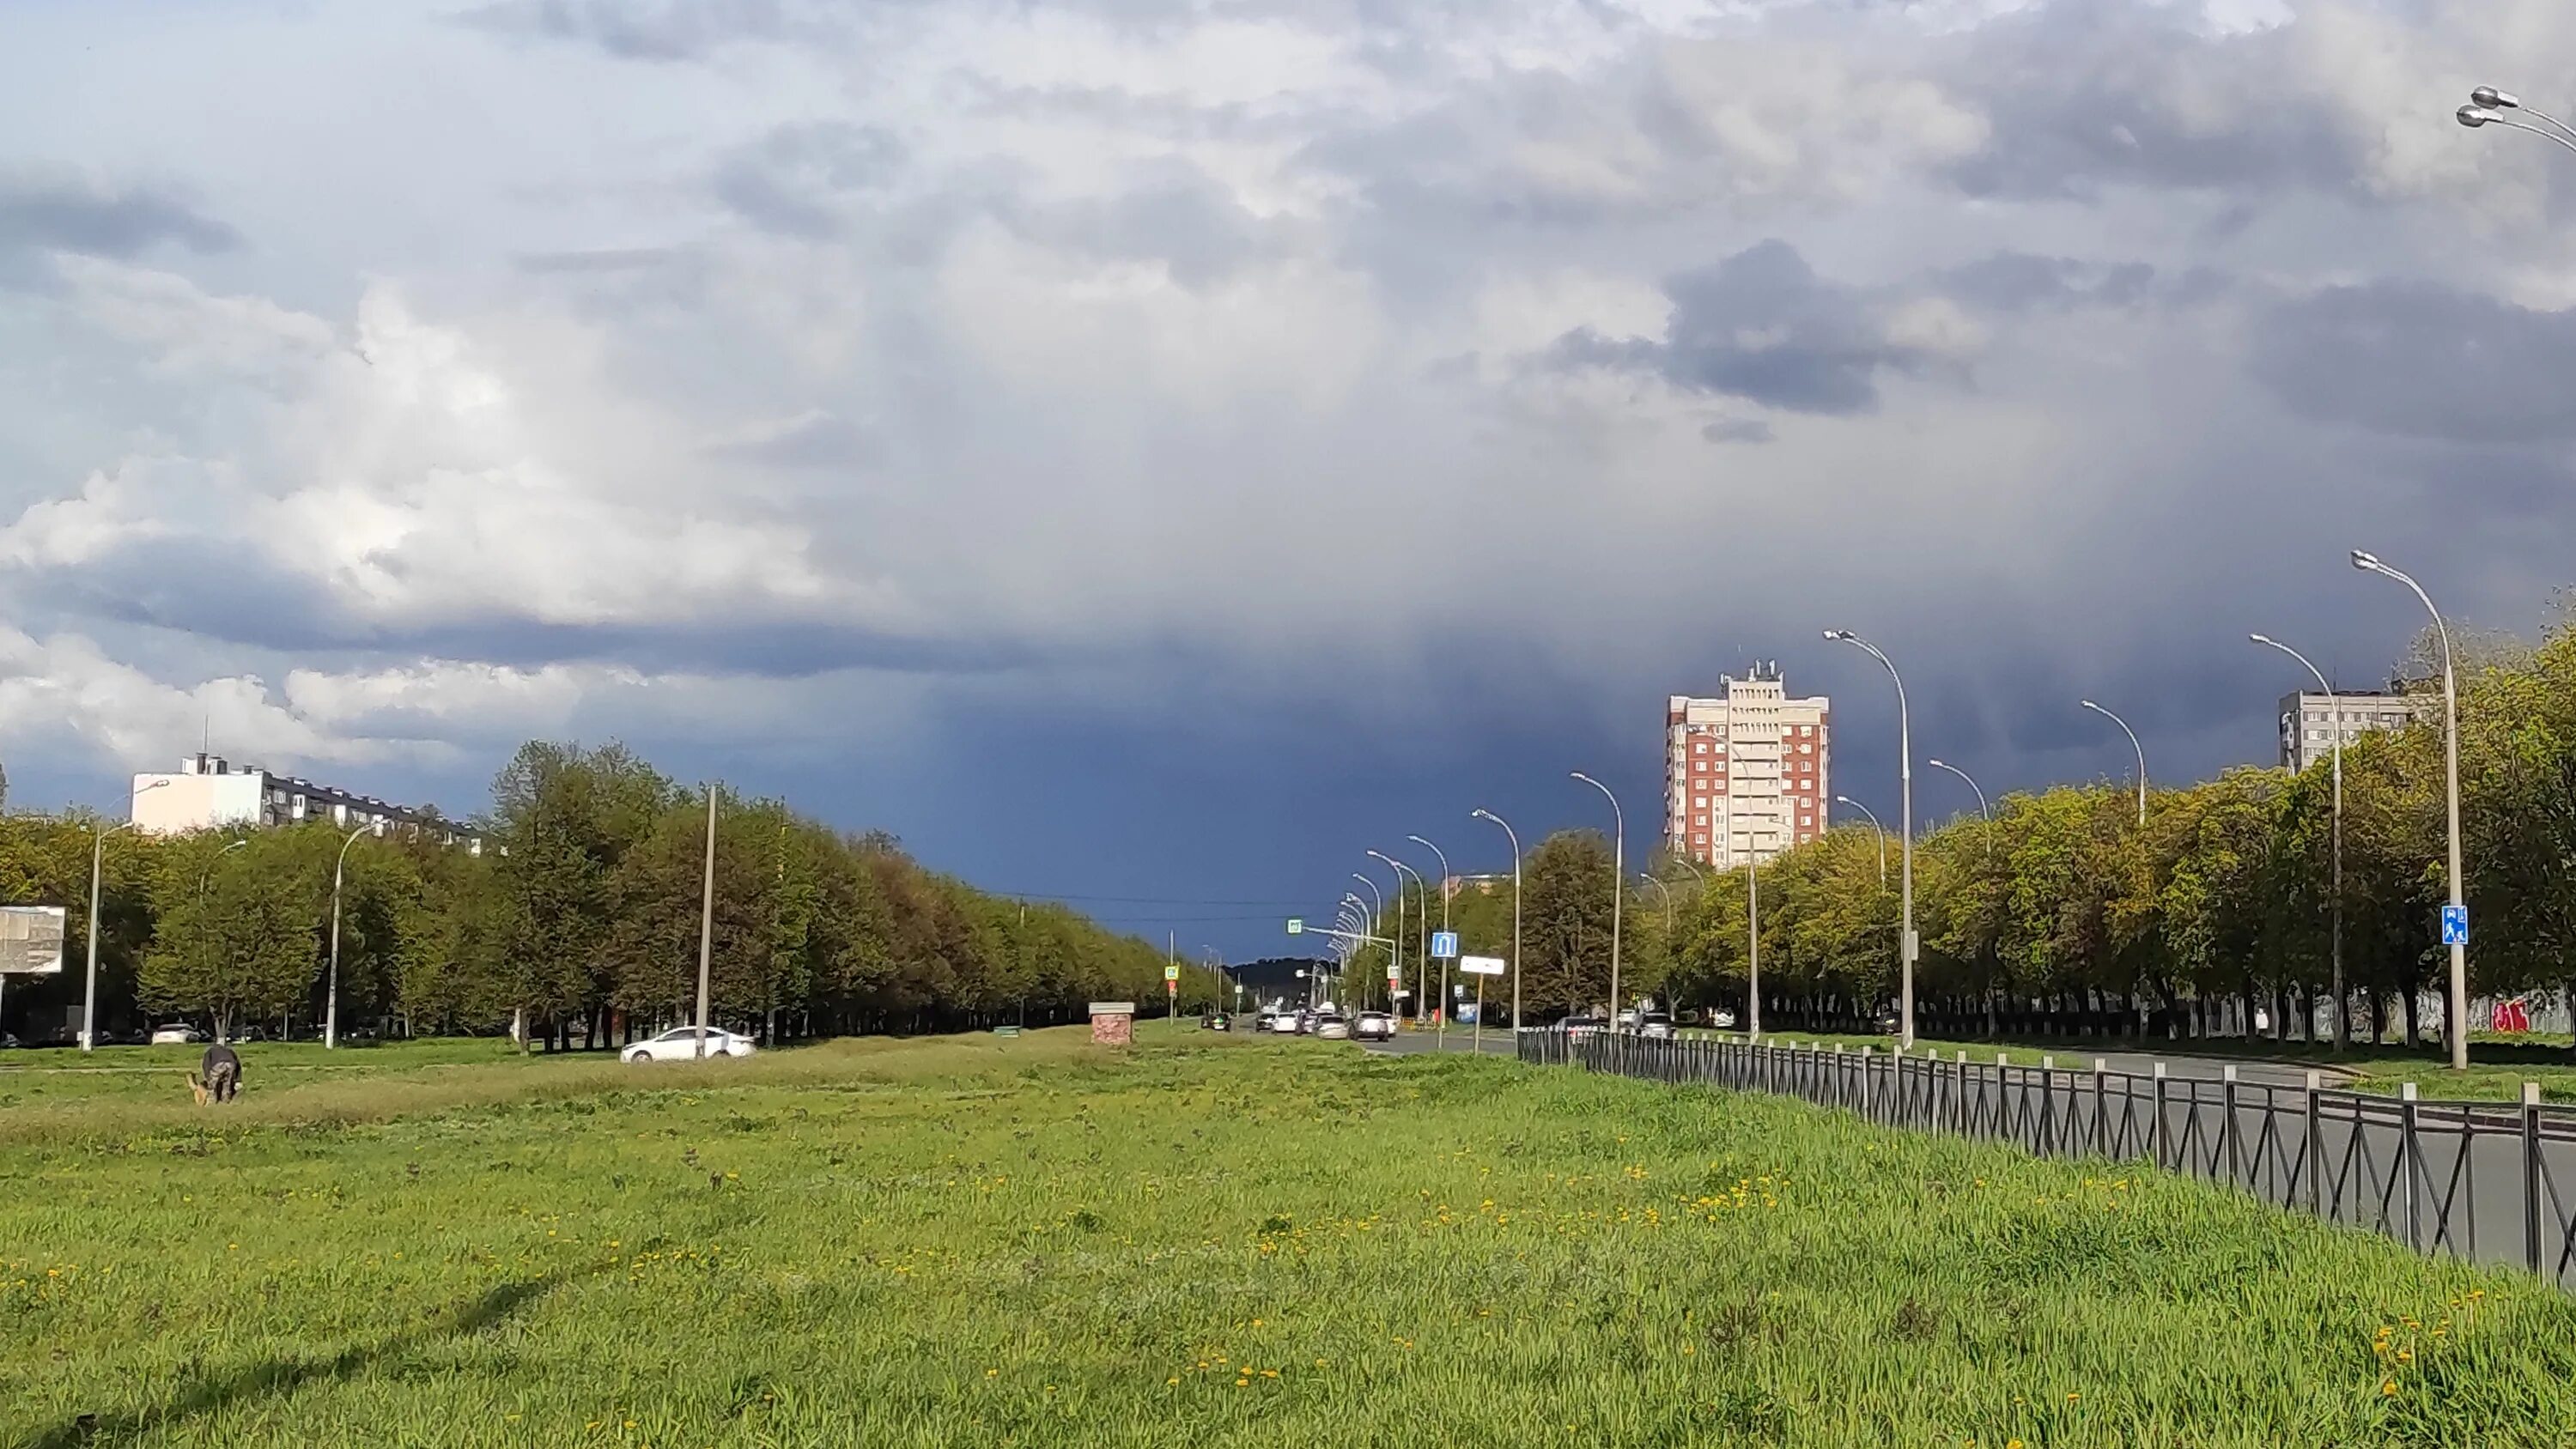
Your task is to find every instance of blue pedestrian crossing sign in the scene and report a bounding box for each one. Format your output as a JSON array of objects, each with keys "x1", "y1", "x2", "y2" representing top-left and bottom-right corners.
[
  {"x1": 1431, "y1": 931, "x2": 1458, "y2": 960},
  {"x1": 2440, "y1": 904, "x2": 2469, "y2": 947}
]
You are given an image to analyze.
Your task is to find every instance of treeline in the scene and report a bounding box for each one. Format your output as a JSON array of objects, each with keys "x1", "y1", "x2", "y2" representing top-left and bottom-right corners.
[
  {"x1": 0, "y1": 742, "x2": 1221, "y2": 1046},
  {"x1": 1347, "y1": 608, "x2": 2576, "y2": 1048}
]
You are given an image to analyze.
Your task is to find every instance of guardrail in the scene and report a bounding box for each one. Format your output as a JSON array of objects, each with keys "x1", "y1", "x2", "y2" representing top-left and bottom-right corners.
[{"x1": 1518, "y1": 1029, "x2": 2576, "y2": 1289}]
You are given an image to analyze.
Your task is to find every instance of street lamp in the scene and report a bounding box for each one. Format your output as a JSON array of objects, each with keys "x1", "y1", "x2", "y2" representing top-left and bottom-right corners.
[
  {"x1": 1832, "y1": 796, "x2": 1887, "y2": 888},
  {"x1": 1924, "y1": 758, "x2": 1991, "y2": 822},
  {"x1": 1637, "y1": 873, "x2": 1673, "y2": 931},
  {"x1": 81, "y1": 779, "x2": 167, "y2": 1052},
  {"x1": 1570, "y1": 772, "x2": 1625, "y2": 1022},
  {"x1": 1366, "y1": 852, "x2": 1423, "y2": 1024},
  {"x1": 1406, "y1": 834, "x2": 1454, "y2": 1050},
  {"x1": 2353, "y1": 549, "x2": 2469, "y2": 1071},
  {"x1": 325, "y1": 821, "x2": 382, "y2": 1050},
  {"x1": 1824, "y1": 631, "x2": 1916, "y2": 1048},
  {"x1": 2079, "y1": 699, "x2": 2148, "y2": 828},
  {"x1": 1471, "y1": 808, "x2": 1522, "y2": 1032},
  {"x1": 1351, "y1": 872, "x2": 1388, "y2": 1011},
  {"x1": 695, "y1": 783, "x2": 718, "y2": 1058},
  {"x1": 2457, "y1": 87, "x2": 2576, "y2": 158},
  {"x1": 2251, "y1": 632, "x2": 2348, "y2": 1051}
]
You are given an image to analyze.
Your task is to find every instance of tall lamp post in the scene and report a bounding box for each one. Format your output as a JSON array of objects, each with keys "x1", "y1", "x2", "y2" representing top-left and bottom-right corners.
[
  {"x1": 2457, "y1": 87, "x2": 2576, "y2": 157},
  {"x1": 325, "y1": 821, "x2": 381, "y2": 1050},
  {"x1": 696, "y1": 783, "x2": 718, "y2": 1058},
  {"x1": 1570, "y1": 772, "x2": 1625, "y2": 1022},
  {"x1": 1471, "y1": 808, "x2": 1522, "y2": 1032},
  {"x1": 1372, "y1": 852, "x2": 1428, "y2": 1028},
  {"x1": 2353, "y1": 549, "x2": 2470, "y2": 1071},
  {"x1": 1406, "y1": 834, "x2": 1454, "y2": 1049},
  {"x1": 2080, "y1": 700, "x2": 2148, "y2": 827},
  {"x1": 1924, "y1": 758, "x2": 1991, "y2": 823},
  {"x1": 1832, "y1": 796, "x2": 1887, "y2": 888},
  {"x1": 1824, "y1": 631, "x2": 1916, "y2": 1048},
  {"x1": 2251, "y1": 633, "x2": 2348, "y2": 1051},
  {"x1": 81, "y1": 779, "x2": 167, "y2": 1052},
  {"x1": 1925, "y1": 755, "x2": 1998, "y2": 1037},
  {"x1": 1352, "y1": 872, "x2": 1388, "y2": 1012}
]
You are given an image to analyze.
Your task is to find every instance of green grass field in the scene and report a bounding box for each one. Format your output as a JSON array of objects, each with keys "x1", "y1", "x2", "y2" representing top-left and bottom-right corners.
[{"x1": 7, "y1": 1028, "x2": 2575, "y2": 1446}]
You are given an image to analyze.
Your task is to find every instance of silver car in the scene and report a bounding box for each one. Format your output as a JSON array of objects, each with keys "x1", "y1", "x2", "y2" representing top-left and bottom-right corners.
[{"x1": 1315, "y1": 1013, "x2": 1352, "y2": 1040}]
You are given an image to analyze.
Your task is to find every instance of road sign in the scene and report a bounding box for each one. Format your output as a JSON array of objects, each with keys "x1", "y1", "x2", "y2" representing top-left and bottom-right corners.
[
  {"x1": 1431, "y1": 931, "x2": 1458, "y2": 959},
  {"x1": 0, "y1": 906, "x2": 66, "y2": 975},
  {"x1": 2441, "y1": 903, "x2": 2469, "y2": 946},
  {"x1": 1460, "y1": 955, "x2": 1505, "y2": 977},
  {"x1": 1285, "y1": 918, "x2": 1302, "y2": 935},
  {"x1": 1164, "y1": 965, "x2": 1180, "y2": 981}
]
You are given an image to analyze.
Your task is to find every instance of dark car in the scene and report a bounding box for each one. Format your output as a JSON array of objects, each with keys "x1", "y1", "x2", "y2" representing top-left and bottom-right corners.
[
  {"x1": 1203, "y1": 1012, "x2": 1232, "y2": 1032},
  {"x1": 1870, "y1": 1005, "x2": 1902, "y2": 1035}
]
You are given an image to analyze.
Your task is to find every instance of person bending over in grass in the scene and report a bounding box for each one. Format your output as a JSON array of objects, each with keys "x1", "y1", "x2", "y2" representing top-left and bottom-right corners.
[{"x1": 200, "y1": 1041, "x2": 241, "y2": 1103}]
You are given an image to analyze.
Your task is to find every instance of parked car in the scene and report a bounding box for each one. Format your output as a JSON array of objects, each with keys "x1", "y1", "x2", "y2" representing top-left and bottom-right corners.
[
  {"x1": 1315, "y1": 1012, "x2": 1352, "y2": 1040},
  {"x1": 1707, "y1": 1007, "x2": 1738, "y2": 1030},
  {"x1": 1353, "y1": 1010, "x2": 1396, "y2": 1042},
  {"x1": 1254, "y1": 1010, "x2": 1278, "y2": 1033},
  {"x1": 149, "y1": 1024, "x2": 206, "y2": 1046},
  {"x1": 1870, "y1": 1005, "x2": 1902, "y2": 1035},
  {"x1": 1614, "y1": 1008, "x2": 1640, "y2": 1030},
  {"x1": 1558, "y1": 1015, "x2": 1608, "y2": 1039},
  {"x1": 1638, "y1": 1011, "x2": 1676, "y2": 1040},
  {"x1": 622, "y1": 1028, "x2": 757, "y2": 1063},
  {"x1": 1267, "y1": 1011, "x2": 1301, "y2": 1034}
]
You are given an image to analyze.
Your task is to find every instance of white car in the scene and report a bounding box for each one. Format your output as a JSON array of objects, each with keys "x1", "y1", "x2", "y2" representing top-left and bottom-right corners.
[
  {"x1": 149, "y1": 1024, "x2": 205, "y2": 1046},
  {"x1": 1267, "y1": 1012, "x2": 1301, "y2": 1034},
  {"x1": 623, "y1": 1028, "x2": 757, "y2": 1063}
]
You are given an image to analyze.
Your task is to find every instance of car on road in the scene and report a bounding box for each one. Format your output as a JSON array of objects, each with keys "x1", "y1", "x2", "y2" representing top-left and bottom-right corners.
[
  {"x1": 1353, "y1": 1010, "x2": 1395, "y2": 1042},
  {"x1": 1558, "y1": 1015, "x2": 1608, "y2": 1040},
  {"x1": 1203, "y1": 1012, "x2": 1232, "y2": 1032},
  {"x1": 1707, "y1": 1007, "x2": 1738, "y2": 1030},
  {"x1": 1614, "y1": 1008, "x2": 1639, "y2": 1031},
  {"x1": 1637, "y1": 1011, "x2": 1676, "y2": 1040},
  {"x1": 1315, "y1": 1012, "x2": 1351, "y2": 1040},
  {"x1": 622, "y1": 1028, "x2": 757, "y2": 1063},
  {"x1": 1870, "y1": 1005, "x2": 1901, "y2": 1035},
  {"x1": 149, "y1": 1024, "x2": 206, "y2": 1046},
  {"x1": 1267, "y1": 1011, "x2": 1302, "y2": 1034},
  {"x1": 1254, "y1": 1010, "x2": 1278, "y2": 1033}
]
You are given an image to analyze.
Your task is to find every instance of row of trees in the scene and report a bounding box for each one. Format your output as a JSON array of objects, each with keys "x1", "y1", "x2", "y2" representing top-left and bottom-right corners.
[
  {"x1": 0, "y1": 742, "x2": 1224, "y2": 1046},
  {"x1": 1340, "y1": 609, "x2": 2576, "y2": 1050}
]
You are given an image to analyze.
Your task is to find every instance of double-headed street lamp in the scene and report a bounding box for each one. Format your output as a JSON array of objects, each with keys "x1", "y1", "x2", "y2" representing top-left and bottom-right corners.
[
  {"x1": 1367, "y1": 851, "x2": 1425, "y2": 1022},
  {"x1": 2080, "y1": 699, "x2": 2148, "y2": 828},
  {"x1": 2353, "y1": 549, "x2": 2470, "y2": 1071},
  {"x1": 1823, "y1": 631, "x2": 1915, "y2": 1048},
  {"x1": 1569, "y1": 772, "x2": 1624, "y2": 1022},
  {"x1": 1470, "y1": 808, "x2": 1522, "y2": 1031},
  {"x1": 1832, "y1": 795, "x2": 1886, "y2": 888},
  {"x1": 1351, "y1": 872, "x2": 1389, "y2": 1009},
  {"x1": 2251, "y1": 632, "x2": 2348, "y2": 1051},
  {"x1": 2457, "y1": 87, "x2": 2576, "y2": 158}
]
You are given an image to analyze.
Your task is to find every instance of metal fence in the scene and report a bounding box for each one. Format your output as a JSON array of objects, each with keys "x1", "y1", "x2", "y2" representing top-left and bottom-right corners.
[{"x1": 1519, "y1": 1029, "x2": 2576, "y2": 1289}]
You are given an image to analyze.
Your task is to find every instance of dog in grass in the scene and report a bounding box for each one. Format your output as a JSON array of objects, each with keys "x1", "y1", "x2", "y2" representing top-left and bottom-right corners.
[{"x1": 187, "y1": 1072, "x2": 211, "y2": 1106}]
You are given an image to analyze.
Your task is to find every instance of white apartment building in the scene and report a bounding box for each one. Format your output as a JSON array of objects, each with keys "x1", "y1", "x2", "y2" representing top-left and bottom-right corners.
[
  {"x1": 131, "y1": 754, "x2": 482, "y2": 852},
  {"x1": 1666, "y1": 664, "x2": 1830, "y2": 869},
  {"x1": 2276, "y1": 691, "x2": 2428, "y2": 773}
]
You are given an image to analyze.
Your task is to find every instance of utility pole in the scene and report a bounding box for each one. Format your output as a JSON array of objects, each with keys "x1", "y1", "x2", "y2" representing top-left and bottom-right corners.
[{"x1": 695, "y1": 784, "x2": 716, "y2": 1058}]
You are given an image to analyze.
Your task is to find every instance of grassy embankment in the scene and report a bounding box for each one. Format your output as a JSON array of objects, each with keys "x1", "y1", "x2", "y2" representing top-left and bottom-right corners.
[{"x1": 6, "y1": 1027, "x2": 2573, "y2": 1446}]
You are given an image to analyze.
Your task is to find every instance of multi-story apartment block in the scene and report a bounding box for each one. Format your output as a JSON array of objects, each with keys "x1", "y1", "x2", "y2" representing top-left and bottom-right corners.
[
  {"x1": 131, "y1": 754, "x2": 482, "y2": 852},
  {"x1": 2276, "y1": 691, "x2": 2429, "y2": 773},
  {"x1": 1665, "y1": 664, "x2": 1829, "y2": 869}
]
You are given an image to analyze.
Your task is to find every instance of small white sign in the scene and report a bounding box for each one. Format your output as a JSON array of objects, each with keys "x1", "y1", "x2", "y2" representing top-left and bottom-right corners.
[{"x1": 1459, "y1": 955, "x2": 1505, "y2": 976}]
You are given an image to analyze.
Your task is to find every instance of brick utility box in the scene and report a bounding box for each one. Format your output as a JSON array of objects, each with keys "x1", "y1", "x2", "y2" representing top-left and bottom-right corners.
[{"x1": 1090, "y1": 1002, "x2": 1136, "y2": 1046}]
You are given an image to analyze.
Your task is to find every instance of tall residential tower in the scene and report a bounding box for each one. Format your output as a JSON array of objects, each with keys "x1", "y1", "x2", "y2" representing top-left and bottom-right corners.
[{"x1": 1665, "y1": 664, "x2": 1830, "y2": 869}]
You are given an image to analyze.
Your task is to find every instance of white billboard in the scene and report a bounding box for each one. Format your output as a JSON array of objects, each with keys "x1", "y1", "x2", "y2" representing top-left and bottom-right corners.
[{"x1": 0, "y1": 906, "x2": 68, "y2": 975}]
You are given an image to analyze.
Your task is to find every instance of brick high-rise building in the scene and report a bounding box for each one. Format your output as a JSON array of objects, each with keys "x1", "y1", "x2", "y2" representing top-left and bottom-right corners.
[{"x1": 1665, "y1": 664, "x2": 1830, "y2": 869}]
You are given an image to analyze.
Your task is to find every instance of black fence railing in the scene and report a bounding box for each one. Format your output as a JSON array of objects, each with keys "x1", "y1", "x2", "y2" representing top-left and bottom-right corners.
[{"x1": 1518, "y1": 1029, "x2": 2576, "y2": 1289}]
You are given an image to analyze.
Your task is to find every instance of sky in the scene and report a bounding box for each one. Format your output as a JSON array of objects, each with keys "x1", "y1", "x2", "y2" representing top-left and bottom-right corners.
[{"x1": 2, "y1": 0, "x2": 2573, "y2": 959}]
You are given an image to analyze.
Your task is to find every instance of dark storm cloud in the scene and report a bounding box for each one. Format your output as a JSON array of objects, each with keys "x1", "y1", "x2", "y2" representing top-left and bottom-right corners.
[
  {"x1": 0, "y1": 176, "x2": 238, "y2": 259},
  {"x1": 1554, "y1": 240, "x2": 1921, "y2": 415},
  {"x1": 2253, "y1": 281, "x2": 2576, "y2": 444},
  {"x1": 712, "y1": 123, "x2": 905, "y2": 239},
  {"x1": 1937, "y1": 1, "x2": 2353, "y2": 201}
]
